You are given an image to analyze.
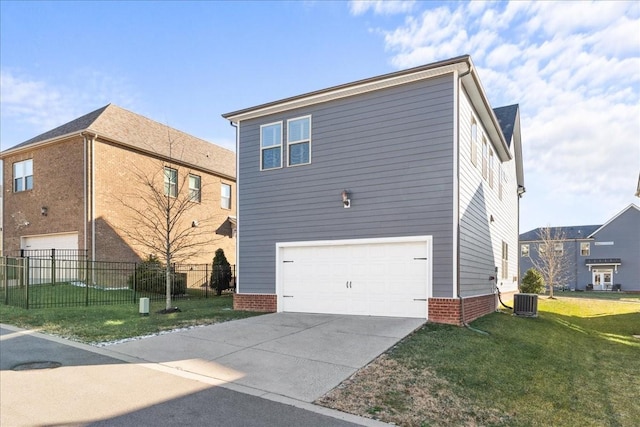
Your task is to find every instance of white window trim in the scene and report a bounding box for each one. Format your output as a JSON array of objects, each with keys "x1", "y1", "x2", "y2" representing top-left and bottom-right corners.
[
  {"x1": 489, "y1": 148, "x2": 495, "y2": 188},
  {"x1": 521, "y1": 244, "x2": 529, "y2": 257},
  {"x1": 580, "y1": 242, "x2": 590, "y2": 256},
  {"x1": 260, "y1": 121, "x2": 283, "y2": 171},
  {"x1": 221, "y1": 183, "x2": 232, "y2": 210},
  {"x1": 13, "y1": 159, "x2": 33, "y2": 192},
  {"x1": 470, "y1": 119, "x2": 478, "y2": 166},
  {"x1": 188, "y1": 174, "x2": 201, "y2": 203},
  {"x1": 482, "y1": 137, "x2": 488, "y2": 179},
  {"x1": 287, "y1": 115, "x2": 312, "y2": 167},
  {"x1": 164, "y1": 166, "x2": 178, "y2": 198}
]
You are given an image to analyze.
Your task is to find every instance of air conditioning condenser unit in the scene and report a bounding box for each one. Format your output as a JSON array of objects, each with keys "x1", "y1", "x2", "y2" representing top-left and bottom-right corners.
[{"x1": 514, "y1": 293, "x2": 538, "y2": 317}]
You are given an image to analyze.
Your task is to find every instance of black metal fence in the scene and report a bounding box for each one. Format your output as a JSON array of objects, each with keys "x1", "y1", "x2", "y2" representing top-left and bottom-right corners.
[{"x1": 0, "y1": 255, "x2": 235, "y2": 309}]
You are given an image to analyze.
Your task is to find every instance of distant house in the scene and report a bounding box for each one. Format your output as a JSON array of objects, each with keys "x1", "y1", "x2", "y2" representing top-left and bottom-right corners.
[
  {"x1": 520, "y1": 204, "x2": 640, "y2": 292},
  {"x1": 1, "y1": 104, "x2": 236, "y2": 266},
  {"x1": 223, "y1": 55, "x2": 524, "y2": 324}
]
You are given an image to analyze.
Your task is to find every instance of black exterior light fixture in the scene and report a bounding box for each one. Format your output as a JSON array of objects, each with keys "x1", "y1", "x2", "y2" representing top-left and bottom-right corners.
[{"x1": 341, "y1": 189, "x2": 351, "y2": 208}]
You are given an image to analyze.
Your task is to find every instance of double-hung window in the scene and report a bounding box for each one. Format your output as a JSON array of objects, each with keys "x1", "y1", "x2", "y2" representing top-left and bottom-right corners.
[
  {"x1": 287, "y1": 116, "x2": 311, "y2": 166},
  {"x1": 580, "y1": 242, "x2": 590, "y2": 256},
  {"x1": 260, "y1": 122, "x2": 282, "y2": 170},
  {"x1": 470, "y1": 120, "x2": 478, "y2": 166},
  {"x1": 13, "y1": 159, "x2": 33, "y2": 192},
  {"x1": 164, "y1": 167, "x2": 178, "y2": 197},
  {"x1": 554, "y1": 242, "x2": 564, "y2": 256},
  {"x1": 489, "y1": 149, "x2": 495, "y2": 188},
  {"x1": 482, "y1": 137, "x2": 488, "y2": 179},
  {"x1": 521, "y1": 244, "x2": 530, "y2": 257},
  {"x1": 221, "y1": 183, "x2": 231, "y2": 209},
  {"x1": 189, "y1": 174, "x2": 201, "y2": 202}
]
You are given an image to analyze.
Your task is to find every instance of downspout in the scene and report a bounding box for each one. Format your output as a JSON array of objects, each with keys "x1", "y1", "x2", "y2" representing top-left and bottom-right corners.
[
  {"x1": 456, "y1": 63, "x2": 489, "y2": 335},
  {"x1": 83, "y1": 134, "x2": 87, "y2": 257},
  {"x1": 230, "y1": 120, "x2": 239, "y2": 293}
]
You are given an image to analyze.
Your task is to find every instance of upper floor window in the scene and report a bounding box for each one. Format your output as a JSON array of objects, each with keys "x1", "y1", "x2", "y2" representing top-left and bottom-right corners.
[
  {"x1": 539, "y1": 243, "x2": 547, "y2": 254},
  {"x1": 554, "y1": 242, "x2": 564, "y2": 255},
  {"x1": 521, "y1": 244, "x2": 529, "y2": 257},
  {"x1": 580, "y1": 242, "x2": 590, "y2": 256},
  {"x1": 482, "y1": 137, "x2": 488, "y2": 179},
  {"x1": 470, "y1": 120, "x2": 478, "y2": 166},
  {"x1": 221, "y1": 183, "x2": 231, "y2": 209},
  {"x1": 164, "y1": 167, "x2": 177, "y2": 197},
  {"x1": 261, "y1": 122, "x2": 282, "y2": 170},
  {"x1": 13, "y1": 159, "x2": 33, "y2": 192},
  {"x1": 498, "y1": 164, "x2": 504, "y2": 200},
  {"x1": 189, "y1": 174, "x2": 201, "y2": 202},
  {"x1": 287, "y1": 116, "x2": 311, "y2": 166},
  {"x1": 489, "y1": 149, "x2": 495, "y2": 188}
]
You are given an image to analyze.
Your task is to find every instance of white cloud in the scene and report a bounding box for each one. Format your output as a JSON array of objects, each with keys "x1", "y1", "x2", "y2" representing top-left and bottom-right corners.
[
  {"x1": 352, "y1": 0, "x2": 640, "y2": 230},
  {"x1": 349, "y1": 0, "x2": 416, "y2": 16},
  {"x1": 0, "y1": 68, "x2": 138, "y2": 148}
]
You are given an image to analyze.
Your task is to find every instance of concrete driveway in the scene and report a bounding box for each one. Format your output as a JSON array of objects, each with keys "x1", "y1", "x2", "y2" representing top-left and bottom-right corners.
[{"x1": 104, "y1": 313, "x2": 425, "y2": 403}]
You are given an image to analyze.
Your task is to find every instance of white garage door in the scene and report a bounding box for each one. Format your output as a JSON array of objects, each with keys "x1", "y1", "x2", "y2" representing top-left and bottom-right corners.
[
  {"x1": 22, "y1": 233, "x2": 78, "y2": 250},
  {"x1": 277, "y1": 237, "x2": 431, "y2": 318}
]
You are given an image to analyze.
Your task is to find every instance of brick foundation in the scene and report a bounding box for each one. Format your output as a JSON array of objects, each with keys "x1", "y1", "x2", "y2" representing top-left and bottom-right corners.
[
  {"x1": 428, "y1": 293, "x2": 497, "y2": 325},
  {"x1": 233, "y1": 293, "x2": 277, "y2": 312}
]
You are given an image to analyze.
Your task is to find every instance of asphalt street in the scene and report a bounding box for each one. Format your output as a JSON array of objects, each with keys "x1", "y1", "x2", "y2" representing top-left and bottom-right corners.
[{"x1": 0, "y1": 324, "x2": 384, "y2": 426}]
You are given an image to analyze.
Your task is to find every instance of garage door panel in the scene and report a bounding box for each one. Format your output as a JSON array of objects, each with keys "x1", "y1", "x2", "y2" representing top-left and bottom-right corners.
[{"x1": 280, "y1": 239, "x2": 430, "y2": 318}]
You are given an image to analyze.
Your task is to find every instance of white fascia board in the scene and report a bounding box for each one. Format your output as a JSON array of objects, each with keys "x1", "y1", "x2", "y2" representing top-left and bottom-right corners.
[{"x1": 225, "y1": 63, "x2": 469, "y2": 123}]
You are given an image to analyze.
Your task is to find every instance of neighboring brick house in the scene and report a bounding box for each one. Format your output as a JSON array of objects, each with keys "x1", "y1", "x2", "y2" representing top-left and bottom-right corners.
[
  {"x1": 223, "y1": 55, "x2": 524, "y2": 324},
  {"x1": 1, "y1": 104, "x2": 236, "y2": 266},
  {"x1": 520, "y1": 204, "x2": 640, "y2": 292}
]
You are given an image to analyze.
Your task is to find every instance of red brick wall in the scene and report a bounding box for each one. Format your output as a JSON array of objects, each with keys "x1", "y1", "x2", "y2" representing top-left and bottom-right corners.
[
  {"x1": 233, "y1": 293, "x2": 277, "y2": 312},
  {"x1": 2, "y1": 137, "x2": 86, "y2": 254},
  {"x1": 428, "y1": 293, "x2": 497, "y2": 325}
]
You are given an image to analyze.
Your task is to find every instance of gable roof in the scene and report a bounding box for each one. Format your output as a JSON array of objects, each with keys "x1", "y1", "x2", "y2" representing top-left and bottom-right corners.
[
  {"x1": 587, "y1": 203, "x2": 640, "y2": 238},
  {"x1": 493, "y1": 104, "x2": 518, "y2": 148},
  {"x1": 519, "y1": 225, "x2": 601, "y2": 241},
  {"x1": 1, "y1": 104, "x2": 235, "y2": 179}
]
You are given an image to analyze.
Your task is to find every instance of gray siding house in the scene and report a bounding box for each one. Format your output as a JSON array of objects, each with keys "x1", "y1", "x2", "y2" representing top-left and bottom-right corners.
[
  {"x1": 223, "y1": 55, "x2": 524, "y2": 324},
  {"x1": 520, "y1": 204, "x2": 640, "y2": 292}
]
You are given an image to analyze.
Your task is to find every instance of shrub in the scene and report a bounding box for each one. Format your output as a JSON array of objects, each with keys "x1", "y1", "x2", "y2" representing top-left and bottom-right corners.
[
  {"x1": 129, "y1": 255, "x2": 186, "y2": 295},
  {"x1": 520, "y1": 268, "x2": 545, "y2": 294},
  {"x1": 211, "y1": 249, "x2": 232, "y2": 295}
]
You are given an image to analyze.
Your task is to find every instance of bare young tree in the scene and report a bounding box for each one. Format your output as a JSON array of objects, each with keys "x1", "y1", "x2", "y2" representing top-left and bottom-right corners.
[
  {"x1": 115, "y1": 134, "x2": 222, "y2": 311},
  {"x1": 530, "y1": 226, "x2": 572, "y2": 299}
]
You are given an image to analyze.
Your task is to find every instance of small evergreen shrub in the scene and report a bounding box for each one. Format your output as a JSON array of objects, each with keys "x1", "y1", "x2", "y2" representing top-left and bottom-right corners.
[
  {"x1": 520, "y1": 268, "x2": 545, "y2": 294},
  {"x1": 211, "y1": 249, "x2": 232, "y2": 295},
  {"x1": 129, "y1": 255, "x2": 186, "y2": 295}
]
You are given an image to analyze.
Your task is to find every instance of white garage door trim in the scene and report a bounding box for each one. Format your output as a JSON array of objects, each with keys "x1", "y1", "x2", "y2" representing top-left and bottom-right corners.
[{"x1": 276, "y1": 235, "x2": 432, "y2": 318}]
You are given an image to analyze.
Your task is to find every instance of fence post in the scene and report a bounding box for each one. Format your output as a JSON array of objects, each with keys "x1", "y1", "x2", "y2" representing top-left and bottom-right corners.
[
  {"x1": 51, "y1": 248, "x2": 56, "y2": 286},
  {"x1": 205, "y1": 263, "x2": 209, "y2": 298},
  {"x1": 3, "y1": 257, "x2": 8, "y2": 305},
  {"x1": 85, "y1": 259, "x2": 90, "y2": 307},
  {"x1": 133, "y1": 262, "x2": 137, "y2": 303},
  {"x1": 24, "y1": 257, "x2": 30, "y2": 310}
]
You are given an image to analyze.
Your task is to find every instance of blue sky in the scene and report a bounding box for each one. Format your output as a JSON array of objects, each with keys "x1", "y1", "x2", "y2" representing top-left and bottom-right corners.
[{"x1": 1, "y1": 0, "x2": 639, "y2": 233}]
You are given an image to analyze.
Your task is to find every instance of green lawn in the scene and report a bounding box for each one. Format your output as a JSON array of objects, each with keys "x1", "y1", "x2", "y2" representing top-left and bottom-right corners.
[
  {"x1": 376, "y1": 293, "x2": 640, "y2": 426},
  {"x1": 0, "y1": 294, "x2": 263, "y2": 343}
]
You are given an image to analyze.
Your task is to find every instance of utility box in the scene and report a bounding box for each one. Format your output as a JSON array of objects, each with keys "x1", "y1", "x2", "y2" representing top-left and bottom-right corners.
[
  {"x1": 139, "y1": 297, "x2": 150, "y2": 316},
  {"x1": 513, "y1": 293, "x2": 538, "y2": 317}
]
